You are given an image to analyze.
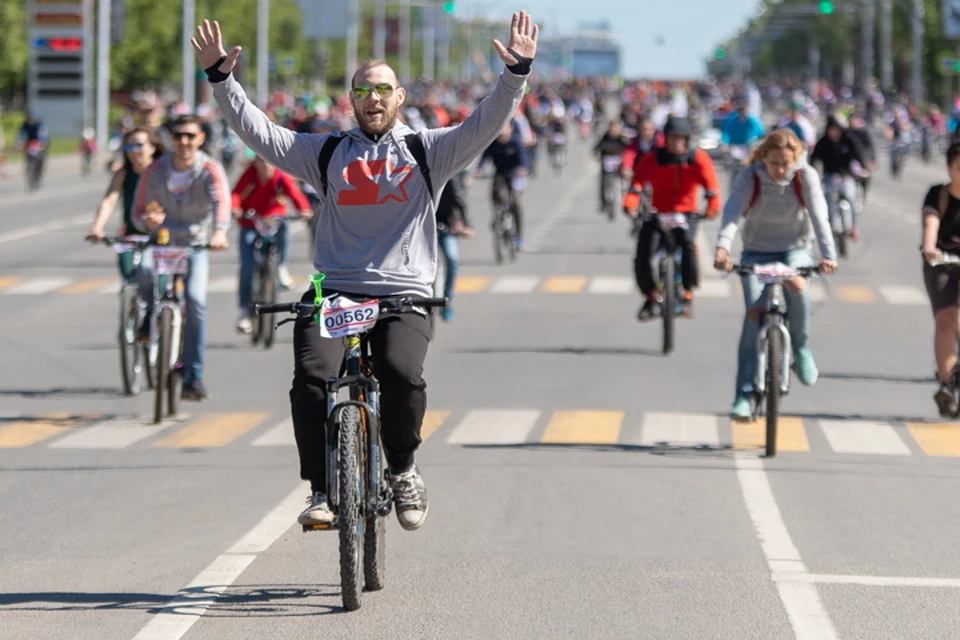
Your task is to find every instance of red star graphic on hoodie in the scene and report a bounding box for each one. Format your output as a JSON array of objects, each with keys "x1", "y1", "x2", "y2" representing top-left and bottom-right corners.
[{"x1": 337, "y1": 158, "x2": 414, "y2": 206}]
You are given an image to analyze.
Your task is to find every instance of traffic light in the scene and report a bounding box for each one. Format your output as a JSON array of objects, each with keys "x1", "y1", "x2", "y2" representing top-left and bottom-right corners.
[
  {"x1": 714, "y1": 47, "x2": 726, "y2": 60},
  {"x1": 443, "y1": 1, "x2": 455, "y2": 14},
  {"x1": 819, "y1": 0, "x2": 834, "y2": 14}
]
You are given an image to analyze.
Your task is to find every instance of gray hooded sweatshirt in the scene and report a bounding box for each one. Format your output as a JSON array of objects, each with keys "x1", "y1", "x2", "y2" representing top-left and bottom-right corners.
[
  {"x1": 717, "y1": 154, "x2": 837, "y2": 261},
  {"x1": 210, "y1": 71, "x2": 527, "y2": 298}
]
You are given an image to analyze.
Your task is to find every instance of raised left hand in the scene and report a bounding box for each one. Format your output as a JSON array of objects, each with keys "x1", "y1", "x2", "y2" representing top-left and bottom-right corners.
[{"x1": 493, "y1": 11, "x2": 539, "y2": 66}]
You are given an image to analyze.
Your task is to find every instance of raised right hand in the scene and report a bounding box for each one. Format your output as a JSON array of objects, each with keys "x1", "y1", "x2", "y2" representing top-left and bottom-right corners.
[{"x1": 191, "y1": 19, "x2": 242, "y2": 74}]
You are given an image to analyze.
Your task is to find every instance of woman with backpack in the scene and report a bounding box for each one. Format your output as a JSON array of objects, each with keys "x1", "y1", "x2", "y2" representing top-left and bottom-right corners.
[{"x1": 712, "y1": 128, "x2": 838, "y2": 421}]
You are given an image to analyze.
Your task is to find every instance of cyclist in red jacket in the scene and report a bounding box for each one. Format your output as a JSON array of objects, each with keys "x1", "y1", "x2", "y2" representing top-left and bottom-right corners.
[
  {"x1": 231, "y1": 154, "x2": 313, "y2": 333},
  {"x1": 623, "y1": 116, "x2": 721, "y2": 320}
]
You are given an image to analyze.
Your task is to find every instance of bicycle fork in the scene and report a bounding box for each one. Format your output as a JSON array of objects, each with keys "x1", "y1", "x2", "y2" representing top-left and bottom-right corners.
[{"x1": 755, "y1": 305, "x2": 792, "y2": 397}]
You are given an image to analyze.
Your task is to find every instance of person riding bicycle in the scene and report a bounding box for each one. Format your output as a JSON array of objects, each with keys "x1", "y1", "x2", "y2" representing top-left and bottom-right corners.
[
  {"x1": 479, "y1": 122, "x2": 531, "y2": 250},
  {"x1": 713, "y1": 128, "x2": 837, "y2": 421},
  {"x1": 231, "y1": 154, "x2": 313, "y2": 334},
  {"x1": 623, "y1": 116, "x2": 721, "y2": 320},
  {"x1": 847, "y1": 113, "x2": 877, "y2": 203},
  {"x1": 195, "y1": 13, "x2": 538, "y2": 530},
  {"x1": 921, "y1": 142, "x2": 960, "y2": 417},
  {"x1": 16, "y1": 111, "x2": 49, "y2": 183},
  {"x1": 720, "y1": 97, "x2": 764, "y2": 155},
  {"x1": 620, "y1": 115, "x2": 664, "y2": 181},
  {"x1": 131, "y1": 113, "x2": 232, "y2": 401},
  {"x1": 87, "y1": 127, "x2": 167, "y2": 287},
  {"x1": 810, "y1": 113, "x2": 868, "y2": 242},
  {"x1": 594, "y1": 119, "x2": 630, "y2": 212}
]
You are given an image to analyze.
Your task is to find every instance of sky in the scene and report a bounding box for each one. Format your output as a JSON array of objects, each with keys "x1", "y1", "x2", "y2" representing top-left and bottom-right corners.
[{"x1": 471, "y1": 0, "x2": 761, "y2": 78}]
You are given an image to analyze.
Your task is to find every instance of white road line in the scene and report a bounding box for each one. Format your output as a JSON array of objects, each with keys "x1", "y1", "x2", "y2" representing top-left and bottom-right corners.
[
  {"x1": 697, "y1": 280, "x2": 732, "y2": 298},
  {"x1": 878, "y1": 285, "x2": 926, "y2": 305},
  {"x1": 96, "y1": 281, "x2": 123, "y2": 294},
  {"x1": 251, "y1": 419, "x2": 295, "y2": 446},
  {"x1": 50, "y1": 417, "x2": 169, "y2": 449},
  {"x1": 0, "y1": 214, "x2": 89, "y2": 245},
  {"x1": 819, "y1": 420, "x2": 911, "y2": 456},
  {"x1": 525, "y1": 165, "x2": 599, "y2": 252},
  {"x1": 587, "y1": 276, "x2": 633, "y2": 295},
  {"x1": 446, "y1": 410, "x2": 540, "y2": 445},
  {"x1": 132, "y1": 483, "x2": 305, "y2": 640},
  {"x1": 791, "y1": 573, "x2": 960, "y2": 588},
  {"x1": 635, "y1": 412, "x2": 719, "y2": 447},
  {"x1": 206, "y1": 275, "x2": 237, "y2": 294},
  {"x1": 490, "y1": 276, "x2": 540, "y2": 294},
  {"x1": 735, "y1": 455, "x2": 840, "y2": 640},
  {"x1": 3, "y1": 277, "x2": 73, "y2": 294}
]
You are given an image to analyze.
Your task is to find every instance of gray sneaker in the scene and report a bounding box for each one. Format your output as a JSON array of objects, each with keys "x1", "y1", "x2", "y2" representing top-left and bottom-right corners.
[
  {"x1": 298, "y1": 491, "x2": 334, "y2": 526},
  {"x1": 387, "y1": 465, "x2": 429, "y2": 531}
]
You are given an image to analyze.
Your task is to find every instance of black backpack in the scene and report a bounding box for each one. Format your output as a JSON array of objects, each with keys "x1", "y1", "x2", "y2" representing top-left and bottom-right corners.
[{"x1": 316, "y1": 132, "x2": 434, "y2": 199}]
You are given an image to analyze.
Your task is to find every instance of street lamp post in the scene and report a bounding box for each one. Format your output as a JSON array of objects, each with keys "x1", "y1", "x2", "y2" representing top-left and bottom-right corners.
[
  {"x1": 256, "y1": 0, "x2": 268, "y2": 106},
  {"x1": 182, "y1": 0, "x2": 196, "y2": 110}
]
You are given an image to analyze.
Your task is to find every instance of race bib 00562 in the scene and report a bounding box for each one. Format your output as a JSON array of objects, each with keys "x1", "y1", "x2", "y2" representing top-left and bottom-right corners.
[{"x1": 319, "y1": 296, "x2": 380, "y2": 339}]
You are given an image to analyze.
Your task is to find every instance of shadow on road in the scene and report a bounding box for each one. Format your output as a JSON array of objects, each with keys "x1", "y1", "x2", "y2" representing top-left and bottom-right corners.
[
  {"x1": 0, "y1": 583, "x2": 342, "y2": 616},
  {"x1": 454, "y1": 346, "x2": 665, "y2": 357},
  {"x1": 0, "y1": 387, "x2": 121, "y2": 399},
  {"x1": 458, "y1": 442, "x2": 736, "y2": 460},
  {"x1": 819, "y1": 371, "x2": 934, "y2": 385}
]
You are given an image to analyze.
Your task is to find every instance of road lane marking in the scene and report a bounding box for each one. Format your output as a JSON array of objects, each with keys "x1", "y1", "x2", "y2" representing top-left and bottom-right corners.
[
  {"x1": 525, "y1": 163, "x2": 598, "y2": 252},
  {"x1": 0, "y1": 413, "x2": 78, "y2": 448},
  {"x1": 0, "y1": 214, "x2": 89, "y2": 245},
  {"x1": 735, "y1": 456, "x2": 840, "y2": 640},
  {"x1": 540, "y1": 410, "x2": 623, "y2": 444},
  {"x1": 4, "y1": 277, "x2": 73, "y2": 294},
  {"x1": 446, "y1": 410, "x2": 540, "y2": 445},
  {"x1": 906, "y1": 422, "x2": 960, "y2": 457},
  {"x1": 454, "y1": 276, "x2": 491, "y2": 293},
  {"x1": 57, "y1": 278, "x2": 116, "y2": 294},
  {"x1": 133, "y1": 484, "x2": 305, "y2": 640},
  {"x1": 697, "y1": 280, "x2": 732, "y2": 298},
  {"x1": 834, "y1": 284, "x2": 876, "y2": 304},
  {"x1": 808, "y1": 280, "x2": 826, "y2": 302},
  {"x1": 587, "y1": 276, "x2": 633, "y2": 294},
  {"x1": 250, "y1": 419, "x2": 295, "y2": 446},
  {"x1": 731, "y1": 415, "x2": 809, "y2": 452},
  {"x1": 420, "y1": 410, "x2": 450, "y2": 441},
  {"x1": 819, "y1": 420, "x2": 910, "y2": 455},
  {"x1": 540, "y1": 276, "x2": 587, "y2": 294},
  {"x1": 788, "y1": 573, "x2": 960, "y2": 588},
  {"x1": 490, "y1": 276, "x2": 539, "y2": 294},
  {"x1": 635, "y1": 412, "x2": 719, "y2": 447},
  {"x1": 206, "y1": 276, "x2": 237, "y2": 294},
  {"x1": 878, "y1": 285, "x2": 926, "y2": 305},
  {"x1": 50, "y1": 417, "x2": 169, "y2": 449},
  {"x1": 0, "y1": 277, "x2": 20, "y2": 291},
  {"x1": 151, "y1": 413, "x2": 270, "y2": 448}
]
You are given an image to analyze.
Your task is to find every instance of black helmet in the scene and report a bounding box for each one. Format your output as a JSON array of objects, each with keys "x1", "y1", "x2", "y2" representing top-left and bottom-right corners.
[{"x1": 663, "y1": 116, "x2": 692, "y2": 139}]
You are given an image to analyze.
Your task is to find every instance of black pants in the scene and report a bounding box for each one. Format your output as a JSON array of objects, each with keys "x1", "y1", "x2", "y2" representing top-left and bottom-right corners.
[
  {"x1": 633, "y1": 218, "x2": 700, "y2": 296},
  {"x1": 289, "y1": 288, "x2": 431, "y2": 489},
  {"x1": 492, "y1": 173, "x2": 523, "y2": 237}
]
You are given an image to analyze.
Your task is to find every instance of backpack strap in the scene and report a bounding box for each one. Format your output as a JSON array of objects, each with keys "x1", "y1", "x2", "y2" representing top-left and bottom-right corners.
[
  {"x1": 404, "y1": 133, "x2": 434, "y2": 199},
  {"x1": 317, "y1": 134, "x2": 345, "y2": 196},
  {"x1": 940, "y1": 183, "x2": 951, "y2": 219},
  {"x1": 744, "y1": 168, "x2": 761, "y2": 215},
  {"x1": 792, "y1": 168, "x2": 806, "y2": 209}
]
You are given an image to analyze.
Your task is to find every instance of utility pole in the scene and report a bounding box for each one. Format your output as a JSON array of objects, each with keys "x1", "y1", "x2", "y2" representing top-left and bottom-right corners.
[
  {"x1": 860, "y1": 0, "x2": 874, "y2": 85},
  {"x1": 439, "y1": 11, "x2": 450, "y2": 81},
  {"x1": 256, "y1": 0, "x2": 268, "y2": 106},
  {"x1": 879, "y1": 0, "x2": 892, "y2": 95},
  {"x1": 182, "y1": 0, "x2": 196, "y2": 110},
  {"x1": 96, "y1": 0, "x2": 110, "y2": 150},
  {"x1": 400, "y1": 0, "x2": 411, "y2": 84},
  {"x1": 374, "y1": 0, "x2": 386, "y2": 60},
  {"x1": 910, "y1": 0, "x2": 923, "y2": 104},
  {"x1": 423, "y1": 6, "x2": 435, "y2": 81}
]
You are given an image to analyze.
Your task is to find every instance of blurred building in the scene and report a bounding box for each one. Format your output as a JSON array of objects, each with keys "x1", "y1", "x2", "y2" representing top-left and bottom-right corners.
[{"x1": 536, "y1": 21, "x2": 622, "y2": 80}]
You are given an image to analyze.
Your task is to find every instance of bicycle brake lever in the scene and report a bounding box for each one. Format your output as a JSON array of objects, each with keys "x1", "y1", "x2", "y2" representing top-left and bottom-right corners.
[{"x1": 276, "y1": 317, "x2": 296, "y2": 329}]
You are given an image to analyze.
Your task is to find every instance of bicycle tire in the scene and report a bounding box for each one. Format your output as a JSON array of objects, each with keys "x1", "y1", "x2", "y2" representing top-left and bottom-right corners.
[
  {"x1": 765, "y1": 327, "x2": 783, "y2": 458},
  {"x1": 119, "y1": 286, "x2": 142, "y2": 396},
  {"x1": 262, "y1": 250, "x2": 278, "y2": 349},
  {"x1": 661, "y1": 257, "x2": 675, "y2": 355},
  {"x1": 251, "y1": 264, "x2": 262, "y2": 345},
  {"x1": 338, "y1": 405, "x2": 364, "y2": 612},
  {"x1": 835, "y1": 230, "x2": 847, "y2": 259},
  {"x1": 154, "y1": 307, "x2": 172, "y2": 425},
  {"x1": 504, "y1": 211, "x2": 517, "y2": 263},
  {"x1": 167, "y1": 313, "x2": 183, "y2": 418},
  {"x1": 363, "y1": 411, "x2": 386, "y2": 591},
  {"x1": 493, "y1": 212, "x2": 504, "y2": 265}
]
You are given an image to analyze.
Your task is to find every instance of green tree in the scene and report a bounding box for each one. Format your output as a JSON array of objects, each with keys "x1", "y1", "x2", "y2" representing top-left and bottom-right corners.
[{"x1": 0, "y1": 0, "x2": 28, "y2": 100}]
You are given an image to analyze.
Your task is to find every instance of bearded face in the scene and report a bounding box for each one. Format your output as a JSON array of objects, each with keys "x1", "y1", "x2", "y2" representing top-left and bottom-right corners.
[{"x1": 351, "y1": 65, "x2": 405, "y2": 136}]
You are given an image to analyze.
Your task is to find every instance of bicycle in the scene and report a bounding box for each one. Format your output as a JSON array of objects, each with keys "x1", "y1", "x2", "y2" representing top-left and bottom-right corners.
[
  {"x1": 599, "y1": 155, "x2": 622, "y2": 222},
  {"x1": 93, "y1": 236, "x2": 154, "y2": 396},
  {"x1": 731, "y1": 262, "x2": 822, "y2": 457},
  {"x1": 633, "y1": 211, "x2": 701, "y2": 356},
  {"x1": 239, "y1": 211, "x2": 292, "y2": 349},
  {"x1": 255, "y1": 285, "x2": 447, "y2": 612},
  {"x1": 926, "y1": 250, "x2": 960, "y2": 418},
  {"x1": 491, "y1": 173, "x2": 520, "y2": 265},
  {"x1": 547, "y1": 130, "x2": 567, "y2": 174},
  {"x1": 823, "y1": 174, "x2": 854, "y2": 259}
]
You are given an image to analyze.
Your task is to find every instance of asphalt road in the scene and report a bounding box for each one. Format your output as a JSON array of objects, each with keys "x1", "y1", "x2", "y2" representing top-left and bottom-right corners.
[{"x1": 3, "y1": 132, "x2": 960, "y2": 640}]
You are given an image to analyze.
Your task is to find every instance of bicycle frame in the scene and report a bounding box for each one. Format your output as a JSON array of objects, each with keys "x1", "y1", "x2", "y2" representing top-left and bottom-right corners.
[
  {"x1": 754, "y1": 281, "x2": 793, "y2": 397},
  {"x1": 149, "y1": 271, "x2": 185, "y2": 372}
]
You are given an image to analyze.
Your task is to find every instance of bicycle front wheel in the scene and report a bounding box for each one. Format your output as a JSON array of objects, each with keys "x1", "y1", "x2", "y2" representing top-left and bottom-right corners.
[
  {"x1": 154, "y1": 307, "x2": 173, "y2": 425},
  {"x1": 661, "y1": 257, "x2": 675, "y2": 356},
  {"x1": 262, "y1": 250, "x2": 278, "y2": 349},
  {"x1": 765, "y1": 327, "x2": 783, "y2": 458},
  {"x1": 338, "y1": 405, "x2": 365, "y2": 612},
  {"x1": 119, "y1": 286, "x2": 143, "y2": 396}
]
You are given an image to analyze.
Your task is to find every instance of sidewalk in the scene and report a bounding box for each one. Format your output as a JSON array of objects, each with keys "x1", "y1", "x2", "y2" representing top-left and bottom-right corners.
[{"x1": 1, "y1": 151, "x2": 107, "y2": 179}]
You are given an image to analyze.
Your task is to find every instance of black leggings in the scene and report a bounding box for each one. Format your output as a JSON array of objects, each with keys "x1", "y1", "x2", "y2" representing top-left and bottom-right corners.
[
  {"x1": 289, "y1": 288, "x2": 432, "y2": 488},
  {"x1": 492, "y1": 173, "x2": 523, "y2": 237},
  {"x1": 633, "y1": 218, "x2": 700, "y2": 296}
]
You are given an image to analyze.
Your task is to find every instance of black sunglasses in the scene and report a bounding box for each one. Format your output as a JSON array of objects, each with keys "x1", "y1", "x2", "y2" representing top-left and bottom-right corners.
[
  {"x1": 352, "y1": 83, "x2": 395, "y2": 101},
  {"x1": 171, "y1": 131, "x2": 199, "y2": 141}
]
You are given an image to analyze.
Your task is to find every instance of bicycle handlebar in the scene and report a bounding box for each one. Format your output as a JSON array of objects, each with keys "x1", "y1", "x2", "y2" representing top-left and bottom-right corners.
[
  {"x1": 731, "y1": 264, "x2": 821, "y2": 276},
  {"x1": 255, "y1": 296, "x2": 449, "y2": 318},
  {"x1": 93, "y1": 236, "x2": 213, "y2": 250}
]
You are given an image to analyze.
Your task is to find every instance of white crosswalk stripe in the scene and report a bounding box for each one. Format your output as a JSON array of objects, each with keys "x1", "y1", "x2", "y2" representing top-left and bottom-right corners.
[
  {"x1": 50, "y1": 417, "x2": 170, "y2": 449},
  {"x1": 5, "y1": 277, "x2": 72, "y2": 294},
  {"x1": 587, "y1": 276, "x2": 633, "y2": 294},
  {"x1": 490, "y1": 276, "x2": 540, "y2": 294},
  {"x1": 446, "y1": 410, "x2": 541, "y2": 445},
  {"x1": 818, "y1": 420, "x2": 912, "y2": 456},
  {"x1": 633, "y1": 412, "x2": 720, "y2": 448},
  {"x1": 251, "y1": 419, "x2": 296, "y2": 446},
  {"x1": 878, "y1": 285, "x2": 926, "y2": 305}
]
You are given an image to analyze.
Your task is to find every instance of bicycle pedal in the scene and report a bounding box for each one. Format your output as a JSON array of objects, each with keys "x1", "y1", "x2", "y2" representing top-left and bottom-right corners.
[{"x1": 302, "y1": 523, "x2": 335, "y2": 532}]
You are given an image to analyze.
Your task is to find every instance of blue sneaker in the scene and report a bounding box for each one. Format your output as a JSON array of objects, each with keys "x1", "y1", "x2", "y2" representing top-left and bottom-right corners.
[
  {"x1": 441, "y1": 307, "x2": 454, "y2": 322},
  {"x1": 514, "y1": 236, "x2": 525, "y2": 251},
  {"x1": 794, "y1": 347, "x2": 819, "y2": 386},
  {"x1": 731, "y1": 395, "x2": 752, "y2": 421}
]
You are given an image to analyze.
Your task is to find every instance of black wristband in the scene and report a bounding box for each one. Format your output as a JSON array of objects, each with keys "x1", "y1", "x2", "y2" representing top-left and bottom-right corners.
[
  {"x1": 205, "y1": 56, "x2": 230, "y2": 83},
  {"x1": 506, "y1": 48, "x2": 534, "y2": 76}
]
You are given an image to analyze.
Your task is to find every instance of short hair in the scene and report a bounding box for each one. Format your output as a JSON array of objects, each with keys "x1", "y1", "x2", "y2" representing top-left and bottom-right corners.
[
  {"x1": 351, "y1": 59, "x2": 397, "y2": 88},
  {"x1": 947, "y1": 142, "x2": 960, "y2": 167},
  {"x1": 170, "y1": 114, "x2": 202, "y2": 129}
]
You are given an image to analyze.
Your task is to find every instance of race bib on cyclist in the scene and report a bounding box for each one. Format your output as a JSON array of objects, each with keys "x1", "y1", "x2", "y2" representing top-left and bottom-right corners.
[
  {"x1": 657, "y1": 213, "x2": 689, "y2": 230},
  {"x1": 152, "y1": 247, "x2": 191, "y2": 275},
  {"x1": 753, "y1": 262, "x2": 798, "y2": 283},
  {"x1": 319, "y1": 296, "x2": 380, "y2": 339},
  {"x1": 112, "y1": 235, "x2": 150, "y2": 253},
  {"x1": 602, "y1": 156, "x2": 622, "y2": 172}
]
